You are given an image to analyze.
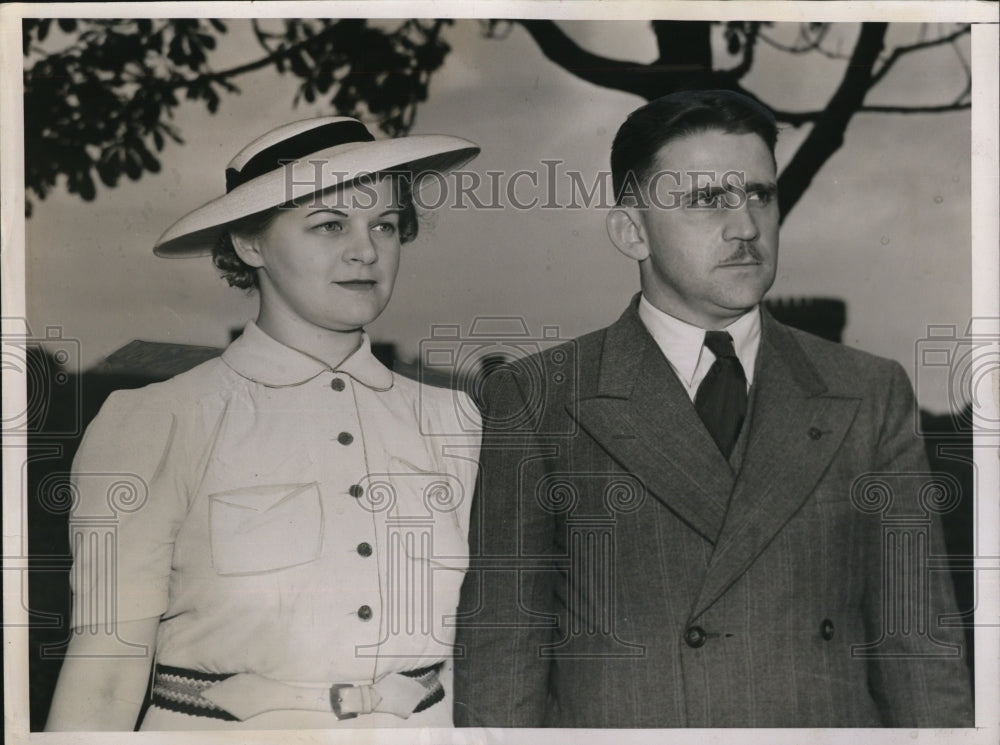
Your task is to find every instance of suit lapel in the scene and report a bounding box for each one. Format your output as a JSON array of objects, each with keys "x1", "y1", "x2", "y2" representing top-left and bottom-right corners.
[
  {"x1": 573, "y1": 301, "x2": 733, "y2": 544},
  {"x1": 690, "y1": 311, "x2": 862, "y2": 619}
]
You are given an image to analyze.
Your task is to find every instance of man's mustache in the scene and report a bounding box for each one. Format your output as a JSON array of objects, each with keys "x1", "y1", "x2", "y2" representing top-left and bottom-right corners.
[{"x1": 720, "y1": 242, "x2": 765, "y2": 264}]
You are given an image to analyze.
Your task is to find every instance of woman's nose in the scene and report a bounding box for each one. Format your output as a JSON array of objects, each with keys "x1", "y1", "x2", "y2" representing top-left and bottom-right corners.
[{"x1": 343, "y1": 232, "x2": 378, "y2": 264}]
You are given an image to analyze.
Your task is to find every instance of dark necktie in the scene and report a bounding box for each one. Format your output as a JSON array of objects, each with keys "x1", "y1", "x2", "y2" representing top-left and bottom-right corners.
[{"x1": 694, "y1": 331, "x2": 747, "y2": 458}]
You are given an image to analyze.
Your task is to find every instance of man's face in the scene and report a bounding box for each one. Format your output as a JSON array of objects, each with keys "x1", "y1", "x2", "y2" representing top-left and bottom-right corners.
[{"x1": 631, "y1": 129, "x2": 779, "y2": 329}]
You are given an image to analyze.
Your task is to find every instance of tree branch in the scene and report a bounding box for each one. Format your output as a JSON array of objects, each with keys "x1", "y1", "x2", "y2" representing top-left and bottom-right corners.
[
  {"x1": 758, "y1": 24, "x2": 829, "y2": 55},
  {"x1": 860, "y1": 102, "x2": 971, "y2": 114},
  {"x1": 727, "y1": 22, "x2": 761, "y2": 80},
  {"x1": 777, "y1": 22, "x2": 889, "y2": 222},
  {"x1": 729, "y1": 83, "x2": 821, "y2": 127},
  {"x1": 869, "y1": 24, "x2": 970, "y2": 88},
  {"x1": 515, "y1": 19, "x2": 658, "y2": 99},
  {"x1": 250, "y1": 19, "x2": 279, "y2": 56},
  {"x1": 151, "y1": 23, "x2": 347, "y2": 92}
]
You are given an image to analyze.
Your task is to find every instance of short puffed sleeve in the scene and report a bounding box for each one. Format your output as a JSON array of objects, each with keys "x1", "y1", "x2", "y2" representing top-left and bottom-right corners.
[{"x1": 68, "y1": 387, "x2": 193, "y2": 627}]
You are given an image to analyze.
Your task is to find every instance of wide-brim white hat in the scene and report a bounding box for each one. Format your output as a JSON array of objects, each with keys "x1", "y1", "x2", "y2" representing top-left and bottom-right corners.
[{"x1": 154, "y1": 116, "x2": 480, "y2": 257}]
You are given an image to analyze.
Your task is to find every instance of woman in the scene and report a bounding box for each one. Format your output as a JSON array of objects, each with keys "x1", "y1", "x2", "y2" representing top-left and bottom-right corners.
[{"x1": 46, "y1": 117, "x2": 482, "y2": 730}]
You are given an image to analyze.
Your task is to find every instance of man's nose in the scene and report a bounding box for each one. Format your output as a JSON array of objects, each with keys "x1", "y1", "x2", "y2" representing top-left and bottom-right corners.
[
  {"x1": 343, "y1": 231, "x2": 378, "y2": 264},
  {"x1": 722, "y1": 202, "x2": 760, "y2": 242}
]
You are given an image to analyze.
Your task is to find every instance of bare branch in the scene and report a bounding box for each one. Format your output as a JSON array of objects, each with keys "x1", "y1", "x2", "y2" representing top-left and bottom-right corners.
[
  {"x1": 777, "y1": 22, "x2": 889, "y2": 222},
  {"x1": 758, "y1": 23, "x2": 829, "y2": 55},
  {"x1": 870, "y1": 24, "x2": 970, "y2": 88},
  {"x1": 515, "y1": 19, "x2": 657, "y2": 99},
  {"x1": 729, "y1": 83, "x2": 821, "y2": 127},
  {"x1": 860, "y1": 102, "x2": 971, "y2": 114},
  {"x1": 950, "y1": 38, "x2": 972, "y2": 104},
  {"x1": 727, "y1": 22, "x2": 761, "y2": 80},
  {"x1": 888, "y1": 23, "x2": 970, "y2": 58}
]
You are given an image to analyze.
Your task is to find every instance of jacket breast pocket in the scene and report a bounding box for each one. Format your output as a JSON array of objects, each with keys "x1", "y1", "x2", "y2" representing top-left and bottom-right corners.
[{"x1": 208, "y1": 483, "x2": 323, "y2": 575}]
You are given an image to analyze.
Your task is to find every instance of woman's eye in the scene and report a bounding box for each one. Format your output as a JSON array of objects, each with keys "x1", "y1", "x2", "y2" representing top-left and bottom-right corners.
[
  {"x1": 372, "y1": 221, "x2": 398, "y2": 235},
  {"x1": 315, "y1": 221, "x2": 344, "y2": 233}
]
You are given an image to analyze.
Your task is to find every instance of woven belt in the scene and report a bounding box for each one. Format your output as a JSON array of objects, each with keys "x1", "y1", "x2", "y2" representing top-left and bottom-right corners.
[{"x1": 151, "y1": 662, "x2": 444, "y2": 721}]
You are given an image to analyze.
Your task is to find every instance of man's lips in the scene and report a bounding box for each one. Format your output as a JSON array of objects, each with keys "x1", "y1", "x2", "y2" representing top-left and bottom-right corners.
[
  {"x1": 717, "y1": 260, "x2": 763, "y2": 268},
  {"x1": 334, "y1": 279, "x2": 377, "y2": 288}
]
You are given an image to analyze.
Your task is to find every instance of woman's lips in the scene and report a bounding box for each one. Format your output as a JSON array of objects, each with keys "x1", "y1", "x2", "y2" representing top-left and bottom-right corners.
[{"x1": 335, "y1": 279, "x2": 376, "y2": 290}]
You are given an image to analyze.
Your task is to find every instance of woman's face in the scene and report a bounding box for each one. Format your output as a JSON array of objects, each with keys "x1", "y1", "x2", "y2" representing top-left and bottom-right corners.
[{"x1": 237, "y1": 177, "x2": 403, "y2": 333}]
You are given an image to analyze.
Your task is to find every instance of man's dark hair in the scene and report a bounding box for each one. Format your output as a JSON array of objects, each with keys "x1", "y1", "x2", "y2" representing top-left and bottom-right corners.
[
  {"x1": 610, "y1": 89, "x2": 778, "y2": 205},
  {"x1": 213, "y1": 174, "x2": 419, "y2": 291}
]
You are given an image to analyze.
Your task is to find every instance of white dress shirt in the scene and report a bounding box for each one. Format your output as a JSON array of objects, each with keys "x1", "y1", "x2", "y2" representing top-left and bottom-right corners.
[{"x1": 637, "y1": 295, "x2": 761, "y2": 401}]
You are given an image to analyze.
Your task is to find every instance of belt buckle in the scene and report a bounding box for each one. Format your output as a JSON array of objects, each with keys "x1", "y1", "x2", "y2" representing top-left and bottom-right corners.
[{"x1": 329, "y1": 683, "x2": 359, "y2": 720}]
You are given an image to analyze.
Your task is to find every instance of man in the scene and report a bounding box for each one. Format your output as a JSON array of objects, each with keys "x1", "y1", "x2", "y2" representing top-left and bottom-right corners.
[{"x1": 452, "y1": 90, "x2": 973, "y2": 727}]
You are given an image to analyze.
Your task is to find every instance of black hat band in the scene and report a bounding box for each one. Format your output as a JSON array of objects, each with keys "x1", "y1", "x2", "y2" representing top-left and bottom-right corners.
[{"x1": 224, "y1": 120, "x2": 375, "y2": 193}]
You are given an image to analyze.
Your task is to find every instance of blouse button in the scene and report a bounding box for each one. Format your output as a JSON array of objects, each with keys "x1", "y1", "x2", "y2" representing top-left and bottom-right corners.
[
  {"x1": 357, "y1": 542, "x2": 372, "y2": 557},
  {"x1": 357, "y1": 605, "x2": 373, "y2": 621},
  {"x1": 348, "y1": 484, "x2": 364, "y2": 499},
  {"x1": 337, "y1": 432, "x2": 354, "y2": 446},
  {"x1": 330, "y1": 377, "x2": 346, "y2": 392}
]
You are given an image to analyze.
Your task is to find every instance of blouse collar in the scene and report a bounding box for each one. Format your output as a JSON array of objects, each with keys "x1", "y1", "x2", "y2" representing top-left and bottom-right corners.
[{"x1": 221, "y1": 321, "x2": 394, "y2": 390}]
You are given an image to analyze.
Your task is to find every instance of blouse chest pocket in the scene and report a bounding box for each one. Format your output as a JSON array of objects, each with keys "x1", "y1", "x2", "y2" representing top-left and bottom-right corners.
[{"x1": 208, "y1": 483, "x2": 323, "y2": 575}]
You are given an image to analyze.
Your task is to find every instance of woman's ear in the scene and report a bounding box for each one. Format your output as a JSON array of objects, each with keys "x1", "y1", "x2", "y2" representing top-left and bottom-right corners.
[
  {"x1": 606, "y1": 206, "x2": 650, "y2": 262},
  {"x1": 230, "y1": 232, "x2": 266, "y2": 269}
]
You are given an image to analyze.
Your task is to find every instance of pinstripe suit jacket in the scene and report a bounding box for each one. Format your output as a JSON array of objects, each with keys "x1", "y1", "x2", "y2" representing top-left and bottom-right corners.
[{"x1": 453, "y1": 299, "x2": 973, "y2": 727}]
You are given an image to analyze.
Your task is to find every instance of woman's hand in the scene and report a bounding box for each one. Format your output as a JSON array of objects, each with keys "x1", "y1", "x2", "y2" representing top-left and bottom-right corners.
[{"x1": 45, "y1": 616, "x2": 159, "y2": 731}]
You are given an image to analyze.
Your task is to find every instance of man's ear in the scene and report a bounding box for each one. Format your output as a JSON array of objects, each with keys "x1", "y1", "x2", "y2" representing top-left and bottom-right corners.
[
  {"x1": 230, "y1": 232, "x2": 266, "y2": 269},
  {"x1": 606, "y1": 206, "x2": 650, "y2": 262}
]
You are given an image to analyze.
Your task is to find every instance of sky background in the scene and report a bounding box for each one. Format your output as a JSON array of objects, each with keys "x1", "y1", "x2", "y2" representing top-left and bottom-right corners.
[{"x1": 23, "y1": 19, "x2": 975, "y2": 413}]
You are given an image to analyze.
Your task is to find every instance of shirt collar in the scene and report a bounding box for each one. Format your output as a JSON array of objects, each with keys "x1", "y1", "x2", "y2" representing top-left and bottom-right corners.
[
  {"x1": 638, "y1": 295, "x2": 761, "y2": 385},
  {"x1": 221, "y1": 321, "x2": 394, "y2": 390}
]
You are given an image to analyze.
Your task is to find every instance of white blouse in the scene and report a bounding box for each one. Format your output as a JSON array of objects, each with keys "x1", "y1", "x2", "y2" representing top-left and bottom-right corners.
[{"x1": 68, "y1": 321, "x2": 481, "y2": 728}]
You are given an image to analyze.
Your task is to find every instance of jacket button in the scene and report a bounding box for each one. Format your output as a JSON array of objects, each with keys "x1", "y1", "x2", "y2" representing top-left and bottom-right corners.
[
  {"x1": 348, "y1": 484, "x2": 364, "y2": 499},
  {"x1": 337, "y1": 432, "x2": 354, "y2": 446},
  {"x1": 357, "y1": 605, "x2": 373, "y2": 621},
  {"x1": 684, "y1": 626, "x2": 707, "y2": 649},
  {"x1": 821, "y1": 618, "x2": 835, "y2": 641},
  {"x1": 808, "y1": 427, "x2": 823, "y2": 440},
  {"x1": 330, "y1": 377, "x2": 346, "y2": 392},
  {"x1": 357, "y1": 542, "x2": 372, "y2": 557}
]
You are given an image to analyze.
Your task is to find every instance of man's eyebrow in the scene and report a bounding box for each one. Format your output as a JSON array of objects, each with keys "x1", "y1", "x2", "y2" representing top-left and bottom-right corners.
[
  {"x1": 743, "y1": 180, "x2": 778, "y2": 193},
  {"x1": 684, "y1": 184, "x2": 729, "y2": 197},
  {"x1": 683, "y1": 180, "x2": 778, "y2": 195}
]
